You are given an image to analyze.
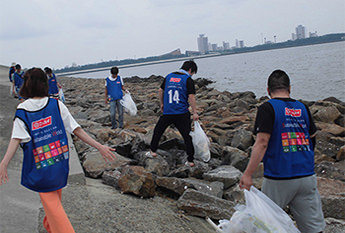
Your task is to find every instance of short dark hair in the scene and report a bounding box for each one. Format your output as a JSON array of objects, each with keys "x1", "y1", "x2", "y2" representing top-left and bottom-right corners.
[
  {"x1": 110, "y1": 67, "x2": 119, "y2": 75},
  {"x1": 19, "y1": 68, "x2": 49, "y2": 98},
  {"x1": 267, "y1": 70, "x2": 290, "y2": 93},
  {"x1": 44, "y1": 67, "x2": 52, "y2": 74},
  {"x1": 181, "y1": 60, "x2": 197, "y2": 74},
  {"x1": 15, "y1": 64, "x2": 21, "y2": 70}
]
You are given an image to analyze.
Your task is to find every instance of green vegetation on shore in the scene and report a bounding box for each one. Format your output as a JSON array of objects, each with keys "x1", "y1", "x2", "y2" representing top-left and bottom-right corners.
[{"x1": 55, "y1": 33, "x2": 345, "y2": 74}]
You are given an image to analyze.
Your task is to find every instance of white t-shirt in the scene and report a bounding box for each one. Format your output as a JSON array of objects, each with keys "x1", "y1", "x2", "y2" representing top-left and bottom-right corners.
[
  {"x1": 12, "y1": 97, "x2": 80, "y2": 143},
  {"x1": 104, "y1": 75, "x2": 124, "y2": 86}
]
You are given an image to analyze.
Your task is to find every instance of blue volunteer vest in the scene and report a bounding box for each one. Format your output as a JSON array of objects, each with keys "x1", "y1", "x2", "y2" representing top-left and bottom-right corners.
[
  {"x1": 163, "y1": 72, "x2": 189, "y2": 115},
  {"x1": 106, "y1": 76, "x2": 123, "y2": 101},
  {"x1": 9, "y1": 67, "x2": 15, "y2": 81},
  {"x1": 14, "y1": 72, "x2": 24, "y2": 89},
  {"x1": 263, "y1": 99, "x2": 315, "y2": 178},
  {"x1": 15, "y1": 98, "x2": 70, "y2": 192},
  {"x1": 48, "y1": 73, "x2": 59, "y2": 95}
]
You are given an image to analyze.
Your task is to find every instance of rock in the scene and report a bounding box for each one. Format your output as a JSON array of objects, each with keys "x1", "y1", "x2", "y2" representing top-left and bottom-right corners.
[
  {"x1": 231, "y1": 129, "x2": 254, "y2": 151},
  {"x1": 155, "y1": 176, "x2": 195, "y2": 197},
  {"x1": 177, "y1": 189, "x2": 235, "y2": 220},
  {"x1": 223, "y1": 184, "x2": 244, "y2": 203},
  {"x1": 318, "y1": 177, "x2": 345, "y2": 219},
  {"x1": 83, "y1": 151, "x2": 133, "y2": 178},
  {"x1": 183, "y1": 178, "x2": 224, "y2": 198},
  {"x1": 313, "y1": 105, "x2": 341, "y2": 123},
  {"x1": 144, "y1": 156, "x2": 170, "y2": 176},
  {"x1": 316, "y1": 122, "x2": 345, "y2": 137},
  {"x1": 336, "y1": 146, "x2": 345, "y2": 161},
  {"x1": 315, "y1": 161, "x2": 345, "y2": 182},
  {"x1": 219, "y1": 115, "x2": 250, "y2": 125},
  {"x1": 118, "y1": 165, "x2": 156, "y2": 198},
  {"x1": 222, "y1": 146, "x2": 249, "y2": 172},
  {"x1": 324, "y1": 218, "x2": 345, "y2": 233},
  {"x1": 102, "y1": 169, "x2": 122, "y2": 189},
  {"x1": 203, "y1": 165, "x2": 242, "y2": 189},
  {"x1": 316, "y1": 131, "x2": 344, "y2": 159}
]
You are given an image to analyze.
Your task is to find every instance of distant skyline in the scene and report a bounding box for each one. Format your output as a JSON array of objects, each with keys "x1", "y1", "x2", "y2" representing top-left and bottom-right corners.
[{"x1": 1, "y1": 0, "x2": 344, "y2": 69}]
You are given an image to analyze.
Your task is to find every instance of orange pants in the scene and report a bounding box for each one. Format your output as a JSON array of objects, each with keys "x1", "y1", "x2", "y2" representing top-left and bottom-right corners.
[{"x1": 39, "y1": 189, "x2": 75, "y2": 233}]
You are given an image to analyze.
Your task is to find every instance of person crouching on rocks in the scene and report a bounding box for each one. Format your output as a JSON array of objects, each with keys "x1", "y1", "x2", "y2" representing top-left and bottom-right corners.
[{"x1": 0, "y1": 68, "x2": 117, "y2": 233}]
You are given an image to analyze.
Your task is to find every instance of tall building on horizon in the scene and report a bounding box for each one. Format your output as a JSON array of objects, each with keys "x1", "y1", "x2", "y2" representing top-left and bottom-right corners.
[
  {"x1": 197, "y1": 34, "x2": 208, "y2": 54},
  {"x1": 296, "y1": 25, "x2": 306, "y2": 39}
]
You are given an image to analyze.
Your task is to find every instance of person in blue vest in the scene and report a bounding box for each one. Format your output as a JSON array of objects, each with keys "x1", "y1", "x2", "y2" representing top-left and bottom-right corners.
[
  {"x1": 44, "y1": 67, "x2": 61, "y2": 99},
  {"x1": 0, "y1": 68, "x2": 117, "y2": 233},
  {"x1": 9, "y1": 62, "x2": 16, "y2": 96},
  {"x1": 148, "y1": 60, "x2": 199, "y2": 167},
  {"x1": 105, "y1": 67, "x2": 127, "y2": 129},
  {"x1": 239, "y1": 70, "x2": 325, "y2": 233},
  {"x1": 12, "y1": 64, "x2": 24, "y2": 100}
]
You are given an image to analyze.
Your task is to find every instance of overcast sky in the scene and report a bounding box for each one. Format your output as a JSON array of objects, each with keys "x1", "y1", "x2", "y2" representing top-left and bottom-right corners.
[{"x1": 1, "y1": 0, "x2": 344, "y2": 69}]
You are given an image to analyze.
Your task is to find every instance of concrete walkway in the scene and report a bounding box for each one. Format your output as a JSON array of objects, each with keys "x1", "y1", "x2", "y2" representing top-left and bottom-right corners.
[{"x1": 0, "y1": 66, "x2": 85, "y2": 233}]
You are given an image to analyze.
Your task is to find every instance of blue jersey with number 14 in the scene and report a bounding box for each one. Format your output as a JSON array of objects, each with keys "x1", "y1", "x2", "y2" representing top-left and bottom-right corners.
[{"x1": 163, "y1": 72, "x2": 189, "y2": 115}]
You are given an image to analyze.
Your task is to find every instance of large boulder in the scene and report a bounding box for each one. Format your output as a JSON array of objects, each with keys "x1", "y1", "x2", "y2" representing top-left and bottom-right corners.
[
  {"x1": 83, "y1": 151, "x2": 133, "y2": 178},
  {"x1": 313, "y1": 105, "x2": 341, "y2": 123},
  {"x1": 222, "y1": 146, "x2": 249, "y2": 172},
  {"x1": 230, "y1": 129, "x2": 254, "y2": 151},
  {"x1": 203, "y1": 165, "x2": 242, "y2": 189},
  {"x1": 177, "y1": 189, "x2": 235, "y2": 220},
  {"x1": 318, "y1": 177, "x2": 345, "y2": 219},
  {"x1": 117, "y1": 165, "x2": 156, "y2": 198}
]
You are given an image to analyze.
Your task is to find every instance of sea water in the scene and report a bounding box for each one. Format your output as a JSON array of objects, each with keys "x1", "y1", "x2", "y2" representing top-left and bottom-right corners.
[{"x1": 71, "y1": 41, "x2": 345, "y2": 102}]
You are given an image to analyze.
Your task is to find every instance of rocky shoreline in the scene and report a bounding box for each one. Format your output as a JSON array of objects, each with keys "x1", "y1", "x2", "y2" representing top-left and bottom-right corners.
[{"x1": 59, "y1": 75, "x2": 345, "y2": 231}]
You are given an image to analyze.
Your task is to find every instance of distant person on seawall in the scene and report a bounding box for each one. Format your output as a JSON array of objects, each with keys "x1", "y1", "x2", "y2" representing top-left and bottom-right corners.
[
  {"x1": 0, "y1": 68, "x2": 117, "y2": 233},
  {"x1": 9, "y1": 62, "x2": 16, "y2": 96},
  {"x1": 239, "y1": 69, "x2": 325, "y2": 233},
  {"x1": 148, "y1": 60, "x2": 199, "y2": 167},
  {"x1": 12, "y1": 64, "x2": 24, "y2": 101},
  {"x1": 105, "y1": 66, "x2": 127, "y2": 129},
  {"x1": 44, "y1": 67, "x2": 62, "y2": 99}
]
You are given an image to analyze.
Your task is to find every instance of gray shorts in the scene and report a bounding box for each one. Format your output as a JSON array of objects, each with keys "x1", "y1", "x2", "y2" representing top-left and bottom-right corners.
[{"x1": 262, "y1": 175, "x2": 325, "y2": 233}]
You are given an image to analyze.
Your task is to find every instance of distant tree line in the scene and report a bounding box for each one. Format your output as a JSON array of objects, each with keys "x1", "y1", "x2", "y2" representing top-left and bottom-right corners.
[{"x1": 55, "y1": 33, "x2": 345, "y2": 74}]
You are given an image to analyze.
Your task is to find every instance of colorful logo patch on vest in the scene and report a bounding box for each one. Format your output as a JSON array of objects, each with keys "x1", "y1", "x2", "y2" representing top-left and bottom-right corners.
[
  {"x1": 281, "y1": 132, "x2": 310, "y2": 153},
  {"x1": 32, "y1": 139, "x2": 69, "y2": 170}
]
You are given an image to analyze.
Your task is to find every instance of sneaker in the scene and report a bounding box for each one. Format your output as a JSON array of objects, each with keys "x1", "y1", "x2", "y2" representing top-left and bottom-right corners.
[
  {"x1": 184, "y1": 161, "x2": 195, "y2": 167},
  {"x1": 145, "y1": 151, "x2": 157, "y2": 158}
]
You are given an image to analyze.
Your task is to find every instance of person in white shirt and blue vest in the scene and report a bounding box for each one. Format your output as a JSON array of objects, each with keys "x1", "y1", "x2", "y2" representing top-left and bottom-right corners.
[
  {"x1": 105, "y1": 67, "x2": 126, "y2": 129},
  {"x1": 239, "y1": 70, "x2": 325, "y2": 233},
  {"x1": 148, "y1": 60, "x2": 199, "y2": 167}
]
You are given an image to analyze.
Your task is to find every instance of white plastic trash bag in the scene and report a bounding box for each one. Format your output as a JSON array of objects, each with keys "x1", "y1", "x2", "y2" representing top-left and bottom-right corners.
[
  {"x1": 59, "y1": 88, "x2": 65, "y2": 103},
  {"x1": 120, "y1": 92, "x2": 137, "y2": 116},
  {"x1": 217, "y1": 186, "x2": 300, "y2": 233},
  {"x1": 189, "y1": 121, "x2": 210, "y2": 162}
]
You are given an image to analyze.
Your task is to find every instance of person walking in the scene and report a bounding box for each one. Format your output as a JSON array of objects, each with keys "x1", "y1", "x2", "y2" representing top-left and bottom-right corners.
[
  {"x1": 239, "y1": 70, "x2": 325, "y2": 233},
  {"x1": 9, "y1": 62, "x2": 16, "y2": 96},
  {"x1": 105, "y1": 67, "x2": 126, "y2": 129},
  {"x1": 44, "y1": 67, "x2": 62, "y2": 99},
  {"x1": 0, "y1": 68, "x2": 117, "y2": 233},
  {"x1": 12, "y1": 64, "x2": 24, "y2": 99},
  {"x1": 148, "y1": 60, "x2": 199, "y2": 167}
]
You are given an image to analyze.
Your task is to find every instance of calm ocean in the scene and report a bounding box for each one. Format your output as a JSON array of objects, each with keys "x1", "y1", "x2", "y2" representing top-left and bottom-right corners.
[{"x1": 71, "y1": 41, "x2": 345, "y2": 102}]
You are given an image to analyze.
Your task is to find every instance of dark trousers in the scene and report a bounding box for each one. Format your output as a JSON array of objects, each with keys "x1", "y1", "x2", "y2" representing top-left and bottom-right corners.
[{"x1": 150, "y1": 112, "x2": 194, "y2": 162}]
